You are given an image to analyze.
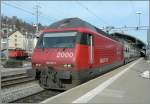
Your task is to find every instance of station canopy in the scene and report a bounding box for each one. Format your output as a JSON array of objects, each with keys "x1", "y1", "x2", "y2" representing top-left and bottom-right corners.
[{"x1": 111, "y1": 32, "x2": 146, "y2": 49}]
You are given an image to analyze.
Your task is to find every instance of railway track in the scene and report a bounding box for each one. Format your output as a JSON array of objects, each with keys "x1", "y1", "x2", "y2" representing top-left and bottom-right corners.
[
  {"x1": 1, "y1": 73, "x2": 35, "y2": 88},
  {"x1": 10, "y1": 89, "x2": 63, "y2": 103},
  {"x1": 1, "y1": 73, "x2": 63, "y2": 103}
]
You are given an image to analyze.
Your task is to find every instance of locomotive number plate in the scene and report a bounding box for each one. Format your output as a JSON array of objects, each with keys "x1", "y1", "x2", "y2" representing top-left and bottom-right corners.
[{"x1": 56, "y1": 52, "x2": 73, "y2": 58}]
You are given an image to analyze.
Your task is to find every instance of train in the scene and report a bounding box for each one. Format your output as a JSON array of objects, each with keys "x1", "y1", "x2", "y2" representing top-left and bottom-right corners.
[
  {"x1": 111, "y1": 32, "x2": 146, "y2": 63},
  {"x1": 8, "y1": 48, "x2": 28, "y2": 60},
  {"x1": 31, "y1": 18, "x2": 143, "y2": 90}
]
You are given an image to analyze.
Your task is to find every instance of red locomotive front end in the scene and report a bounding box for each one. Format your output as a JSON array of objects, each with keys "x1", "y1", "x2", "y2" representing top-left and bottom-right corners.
[{"x1": 32, "y1": 29, "x2": 93, "y2": 89}]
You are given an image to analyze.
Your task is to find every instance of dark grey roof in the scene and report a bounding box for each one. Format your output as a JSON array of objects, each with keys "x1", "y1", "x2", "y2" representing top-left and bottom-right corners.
[
  {"x1": 111, "y1": 32, "x2": 146, "y2": 48},
  {"x1": 49, "y1": 18, "x2": 97, "y2": 31},
  {"x1": 49, "y1": 17, "x2": 117, "y2": 40}
]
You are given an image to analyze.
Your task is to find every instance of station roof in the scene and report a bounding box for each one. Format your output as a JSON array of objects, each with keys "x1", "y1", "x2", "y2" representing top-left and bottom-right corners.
[{"x1": 111, "y1": 32, "x2": 146, "y2": 48}]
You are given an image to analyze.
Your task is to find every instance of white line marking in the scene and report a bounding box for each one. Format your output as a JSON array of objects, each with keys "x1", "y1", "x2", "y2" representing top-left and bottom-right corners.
[{"x1": 72, "y1": 59, "x2": 141, "y2": 103}]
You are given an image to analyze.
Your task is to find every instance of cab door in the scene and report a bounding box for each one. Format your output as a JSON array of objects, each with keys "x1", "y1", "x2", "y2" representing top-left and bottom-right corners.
[{"x1": 76, "y1": 33, "x2": 94, "y2": 69}]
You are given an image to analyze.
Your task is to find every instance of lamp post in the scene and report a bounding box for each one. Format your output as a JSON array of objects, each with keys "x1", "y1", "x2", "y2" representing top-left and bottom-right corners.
[
  {"x1": 136, "y1": 11, "x2": 142, "y2": 28},
  {"x1": 147, "y1": 28, "x2": 150, "y2": 60}
]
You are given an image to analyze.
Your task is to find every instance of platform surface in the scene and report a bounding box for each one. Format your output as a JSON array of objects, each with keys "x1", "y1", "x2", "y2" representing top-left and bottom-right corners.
[{"x1": 42, "y1": 58, "x2": 150, "y2": 104}]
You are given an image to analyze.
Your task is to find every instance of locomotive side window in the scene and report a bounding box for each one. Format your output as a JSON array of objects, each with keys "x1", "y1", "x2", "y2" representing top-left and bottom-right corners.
[{"x1": 77, "y1": 33, "x2": 92, "y2": 45}]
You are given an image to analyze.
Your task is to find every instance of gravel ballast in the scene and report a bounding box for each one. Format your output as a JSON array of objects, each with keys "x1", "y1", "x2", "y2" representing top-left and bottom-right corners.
[{"x1": 1, "y1": 81, "x2": 44, "y2": 103}]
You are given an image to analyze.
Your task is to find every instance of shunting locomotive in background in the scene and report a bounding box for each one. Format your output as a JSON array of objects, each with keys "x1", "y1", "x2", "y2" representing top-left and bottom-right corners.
[
  {"x1": 31, "y1": 18, "x2": 145, "y2": 90},
  {"x1": 8, "y1": 48, "x2": 28, "y2": 60}
]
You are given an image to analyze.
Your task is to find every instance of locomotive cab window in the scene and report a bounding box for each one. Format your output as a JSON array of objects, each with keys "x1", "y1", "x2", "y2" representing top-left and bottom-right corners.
[{"x1": 36, "y1": 31, "x2": 77, "y2": 48}]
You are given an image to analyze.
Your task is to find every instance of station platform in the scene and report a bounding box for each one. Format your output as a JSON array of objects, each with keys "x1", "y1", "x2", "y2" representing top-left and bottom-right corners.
[{"x1": 41, "y1": 58, "x2": 150, "y2": 104}]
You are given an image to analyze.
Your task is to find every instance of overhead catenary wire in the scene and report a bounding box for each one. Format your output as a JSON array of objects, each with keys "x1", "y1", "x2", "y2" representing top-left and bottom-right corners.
[
  {"x1": 2, "y1": 2, "x2": 36, "y2": 26},
  {"x1": 41, "y1": 2, "x2": 67, "y2": 20},
  {"x1": 2, "y1": 2, "x2": 35, "y2": 15},
  {"x1": 40, "y1": 12, "x2": 57, "y2": 21},
  {"x1": 2, "y1": 1, "x2": 148, "y2": 32},
  {"x1": 75, "y1": 1, "x2": 110, "y2": 26},
  {"x1": 2, "y1": 2, "x2": 56, "y2": 24}
]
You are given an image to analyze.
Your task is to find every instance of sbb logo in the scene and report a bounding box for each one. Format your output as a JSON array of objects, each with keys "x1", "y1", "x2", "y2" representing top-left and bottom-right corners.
[{"x1": 56, "y1": 52, "x2": 73, "y2": 58}]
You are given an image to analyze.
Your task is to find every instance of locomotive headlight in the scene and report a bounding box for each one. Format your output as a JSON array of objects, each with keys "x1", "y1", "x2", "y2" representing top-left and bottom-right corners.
[
  {"x1": 36, "y1": 64, "x2": 41, "y2": 67},
  {"x1": 67, "y1": 64, "x2": 72, "y2": 68},
  {"x1": 63, "y1": 64, "x2": 72, "y2": 68},
  {"x1": 64, "y1": 64, "x2": 68, "y2": 68}
]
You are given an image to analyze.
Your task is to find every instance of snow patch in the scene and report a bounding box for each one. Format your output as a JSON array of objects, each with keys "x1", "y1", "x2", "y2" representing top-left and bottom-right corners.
[{"x1": 140, "y1": 70, "x2": 150, "y2": 79}]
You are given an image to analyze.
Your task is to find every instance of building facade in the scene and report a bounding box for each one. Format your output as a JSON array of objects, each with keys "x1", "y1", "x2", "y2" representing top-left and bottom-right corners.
[
  {"x1": 1, "y1": 31, "x2": 38, "y2": 55},
  {"x1": 8, "y1": 31, "x2": 26, "y2": 50}
]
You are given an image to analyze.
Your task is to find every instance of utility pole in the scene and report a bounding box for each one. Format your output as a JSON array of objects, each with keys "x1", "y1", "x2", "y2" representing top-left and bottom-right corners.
[
  {"x1": 5, "y1": 18, "x2": 9, "y2": 60},
  {"x1": 34, "y1": 4, "x2": 41, "y2": 34},
  {"x1": 32, "y1": 4, "x2": 41, "y2": 52},
  {"x1": 136, "y1": 11, "x2": 142, "y2": 28},
  {"x1": 149, "y1": 0, "x2": 150, "y2": 50},
  {"x1": 0, "y1": 0, "x2": 1, "y2": 65},
  {"x1": 147, "y1": 28, "x2": 150, "y2": 60},
  {"x1": 148, "y1": 29, "x2": 150, "y2": 47},
  {"x1": 35, "y1": 4, "x2": 40, "y2": 33}
]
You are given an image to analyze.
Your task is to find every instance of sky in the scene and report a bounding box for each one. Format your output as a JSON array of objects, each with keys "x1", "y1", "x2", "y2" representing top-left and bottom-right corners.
[{"x1": 1, "y1": 1, "x2": 149, "y2": 44}]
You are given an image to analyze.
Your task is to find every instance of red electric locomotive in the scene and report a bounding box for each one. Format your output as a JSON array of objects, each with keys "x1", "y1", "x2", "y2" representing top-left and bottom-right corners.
[
  {"x1": 31, "y1": 18, "x2": 124, "y2": 90},
  {"x1": 9, "y1": 49, "x2": 28, "y2": 60}
]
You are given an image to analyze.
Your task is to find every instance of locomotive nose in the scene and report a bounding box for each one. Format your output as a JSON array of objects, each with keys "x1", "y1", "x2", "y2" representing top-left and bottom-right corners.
[{"x1": 44, "y1": 48, "x2": 75, "y2": 70}]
